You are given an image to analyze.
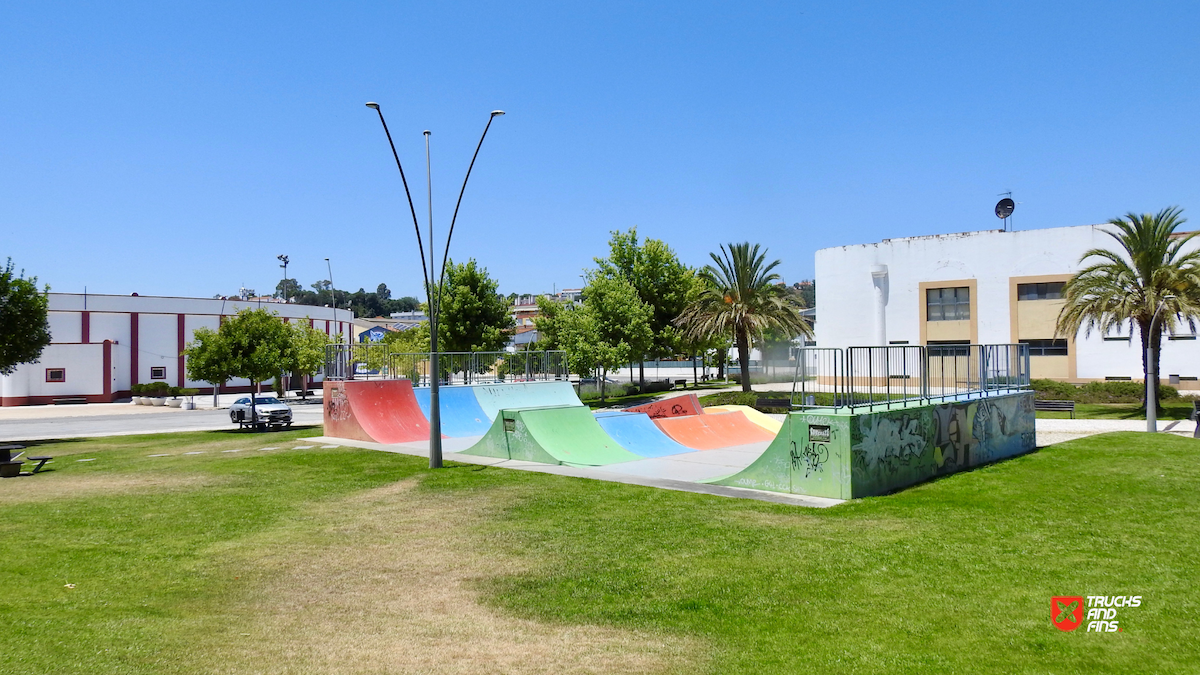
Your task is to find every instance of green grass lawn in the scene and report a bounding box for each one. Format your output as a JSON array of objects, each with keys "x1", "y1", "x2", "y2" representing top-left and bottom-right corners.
[{"x1": 2, "y1": 428, "x2": 1197, "y2": 673}]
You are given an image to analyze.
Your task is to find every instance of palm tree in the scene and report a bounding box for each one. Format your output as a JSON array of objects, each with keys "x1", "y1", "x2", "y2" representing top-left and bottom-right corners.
[
  {"x1": 676, "y1": 242, "x2": 812, "y2": 393},
  {"x1": 1056, "y1": 206, "x2": 1200, "y2": 408}
]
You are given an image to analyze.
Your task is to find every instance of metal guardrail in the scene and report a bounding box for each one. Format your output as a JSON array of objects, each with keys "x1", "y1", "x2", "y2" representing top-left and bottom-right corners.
[
  {"x1": 323, "y1": 345, "x2": 569, "y2": 386},
  {"x1": 790, "y1": 343, "x2": 1030, "y2": 411}
]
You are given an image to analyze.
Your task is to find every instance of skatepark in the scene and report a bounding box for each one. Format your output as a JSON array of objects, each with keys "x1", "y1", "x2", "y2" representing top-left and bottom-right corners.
[{"x1": 315, "y1": 343, "x2": 1040, "y2": 503}]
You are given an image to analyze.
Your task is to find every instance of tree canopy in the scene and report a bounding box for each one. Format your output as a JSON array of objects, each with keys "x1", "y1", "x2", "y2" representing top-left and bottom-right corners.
[
  {"x1": 676, "y1": 242, "x2": 812, "y2": 392},
  {"x1": 0, "y1": 259, "x2": 51, "y2": 376},
  {"x1": 1056, "y1": 206, "x2": 1200, "y2": 406},
  {"x1": 219, "y1": 309, "x2": 294, "y2": 388},
  {"x1": 182, "y1": 327, "x2": 236, "y2": 388},
  {"x1": 536, "y1": 275, "x2": 652, "y2": 397},
  {"x1": 436, "y1": 259, "x2": 515, "y2": 352},
  {"x1": 593, "y1": 228, "x2": 694, "y2": 363}
]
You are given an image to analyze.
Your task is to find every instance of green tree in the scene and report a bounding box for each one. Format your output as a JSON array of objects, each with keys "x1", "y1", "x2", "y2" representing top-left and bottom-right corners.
[
  {"x1": 275, "y1": 278, "x2": 302, "y2": 301},
  {"x1": 222, "y1": 309, "x2": 293, "y2": 419},
  {"x1": 436, "y1": 259, "x2": 516, "y2": 352},
  {"x1": 676, "y1": 243, "x2": 812, "y2": 392},
  {"x1": 533, "y1": 295, "x2": 570, "y2": 350},
  {"x1": 182, "y1": 327, "x2": 236, "y2": 405},
  {"x1": 284, "y1": 322, "x2": 331, "y2": 397},
  {"x1": 393, "y1": 296, "x2": 420, "y2": 313},
  {"x1": 593, "y1": 228, "x2": 694, "y2": 385},
  {"x1": 381, "y1": 324, "x2": 430, "y2": 353},
  {"x1": 0, "y1": 259, "x2": 51, "y2": 376},
  {"x1": 1056, "y1": 207, "x2": 1200, "y2": 409}
]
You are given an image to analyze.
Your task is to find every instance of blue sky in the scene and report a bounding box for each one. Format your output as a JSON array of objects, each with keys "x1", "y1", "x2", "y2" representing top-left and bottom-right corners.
[{"x1": 3, "y1": 1, "x2": 1199, "y2": 301}]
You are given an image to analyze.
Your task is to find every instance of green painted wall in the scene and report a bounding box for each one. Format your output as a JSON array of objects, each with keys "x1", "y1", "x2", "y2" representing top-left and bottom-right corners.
[{"x1": 713, "y1": 391, "x2": 1036, "y2": 499}]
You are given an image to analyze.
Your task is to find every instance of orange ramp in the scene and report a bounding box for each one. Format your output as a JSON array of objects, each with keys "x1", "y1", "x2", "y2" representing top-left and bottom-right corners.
[
  {"x1": 654, "y1": 410, "x2": 777, "y2": 450},
  {"x1": 626, "y1": 393, "x2": 703, "y2": 419},
  {"x1": 703, "y1": 405, "x2": 783, "y2": 434},
  {"x1": 323, "y1": 379, "x2": 436, "y2": 444}
]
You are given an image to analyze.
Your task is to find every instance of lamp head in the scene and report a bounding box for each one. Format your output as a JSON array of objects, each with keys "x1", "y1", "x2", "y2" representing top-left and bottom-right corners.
[
  {"x1": 491, "y1": 110, "x2": 506, "y2": 117},
  {"x1": 423, "y1": 130, "x2": 431, "y2": 136},
  {"x1": 365, "y1": 102, "x2": 380, "y2": 110}
]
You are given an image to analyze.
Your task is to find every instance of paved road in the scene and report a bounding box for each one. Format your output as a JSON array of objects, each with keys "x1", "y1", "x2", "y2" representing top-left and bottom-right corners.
[{"x1": 0, "y1": 405, "x2": 326, "y2": 442}]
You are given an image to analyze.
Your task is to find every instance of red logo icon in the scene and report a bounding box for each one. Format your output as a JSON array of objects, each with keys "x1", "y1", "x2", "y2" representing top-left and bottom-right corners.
[{"x1": 1052, "y1": 596, "x2": 1084, "y2": 631}]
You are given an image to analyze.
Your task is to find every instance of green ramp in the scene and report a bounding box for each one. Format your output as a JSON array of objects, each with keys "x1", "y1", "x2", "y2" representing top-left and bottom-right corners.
[
  {"x1": 460, "y1": 405, "x2": 642, "y2": 467},
  {"x1": 706, "y1": 412, "x2": 852, "y2": 499}
]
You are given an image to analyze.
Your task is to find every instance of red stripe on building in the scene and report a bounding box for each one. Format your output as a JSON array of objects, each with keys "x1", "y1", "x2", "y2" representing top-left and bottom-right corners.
[
  {"x1": 177, "y1": 313, "x2": 186, "y2": 387},
  {"x1": 130, "y1": 313, "x2": 139, "y2": 386},
  {"x1": 82, "y1": 311, "x2": 90, "y2": 344},
  {"x1": 103, "y1": 340, "x2": 112, "y2": 400}
]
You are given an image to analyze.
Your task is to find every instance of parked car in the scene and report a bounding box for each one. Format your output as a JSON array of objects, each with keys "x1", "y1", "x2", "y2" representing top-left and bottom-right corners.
[{"x1": 229, "y1": 395, "x2": 293, "y2": 430}]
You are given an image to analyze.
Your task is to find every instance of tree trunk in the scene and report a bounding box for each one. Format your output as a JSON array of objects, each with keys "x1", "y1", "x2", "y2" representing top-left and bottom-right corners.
[
  {"x1": 600, "y1": 366, "x2": 606, "y2": 402},
  {"x1": 717, "y1": 349, "x2": 725, "y2": 380},
  {"x1": 1138, "y1": 317, "x2": 1163, "y2": 411},
  {"x1": 736, "y1": 326, "x2": 753, "y2": 393},
  {"x1": 692, "y1": 353, "x2": 698, "y2": 387},
  {"x1": 638, "y1": 361, "x2": 645, "y2": 389}
]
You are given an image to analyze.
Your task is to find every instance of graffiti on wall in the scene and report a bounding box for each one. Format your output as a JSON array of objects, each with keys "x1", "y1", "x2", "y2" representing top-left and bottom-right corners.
[
  {"x1": 790, "y1": 440, "x2": 829, "y2": 477},
  {"x1": 850, "y1": 393, "x2": 1035, "y2": 495}
]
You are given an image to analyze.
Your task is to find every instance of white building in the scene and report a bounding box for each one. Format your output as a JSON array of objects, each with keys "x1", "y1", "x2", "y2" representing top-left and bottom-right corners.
[
  {"x1": 815, "y1": 224, "x2": 1200, "y2": 388},
  {"x1": 1, "y1": 293, "x2": 353, "y2": 406}
]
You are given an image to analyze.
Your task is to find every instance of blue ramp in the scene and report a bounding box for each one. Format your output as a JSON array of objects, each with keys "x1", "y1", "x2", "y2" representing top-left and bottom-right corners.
[
  {"x1": 413, "y1": 386, "x2": 493, "y2": 437},
  {"x1": 471, "y1": 381, "x2": 583, "y2": 421},
  {"x1": 595, "y1": 411, "x2": 693, "y2": 458}
]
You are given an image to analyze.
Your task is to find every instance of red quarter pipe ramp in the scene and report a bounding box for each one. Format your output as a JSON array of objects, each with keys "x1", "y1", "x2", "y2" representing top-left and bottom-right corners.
[{"x1": 324, "y1": 380, "x2": 436, "y2": 444}]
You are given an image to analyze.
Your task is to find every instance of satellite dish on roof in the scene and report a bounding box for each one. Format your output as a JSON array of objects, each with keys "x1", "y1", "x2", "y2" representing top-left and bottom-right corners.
[{"x1": 995, "y1": 195, "x2": 1015, "y2": 230}]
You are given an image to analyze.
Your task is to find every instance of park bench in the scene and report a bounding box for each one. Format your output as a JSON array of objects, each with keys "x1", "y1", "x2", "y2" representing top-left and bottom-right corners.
[
  {"x1": 27, "y1": 456, "x2": 53, "y2": 473},
  {"x1": 1034, "y1": 399, "x2": 1076, "y2": 418},
  {"x1": 52, "y1": 397, "x2": 88, "y2": 405},
  {"x1": 756, "y1": 398, "x2": 792, "y2": 410},
  {"x1": 674, "y1": 379, "x2": 687, "y2": 389},
  {"x1": 0, "y1": 448, "x2": 24, "y2": 478}
]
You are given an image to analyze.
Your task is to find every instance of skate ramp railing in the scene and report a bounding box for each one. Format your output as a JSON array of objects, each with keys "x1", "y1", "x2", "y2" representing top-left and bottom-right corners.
[
  {"x1": 791, "y1": 343, "x2": 1029, "y2": 411},
  {"x1": 323, "y1": 345, "x2": 569, "y2": 385}
]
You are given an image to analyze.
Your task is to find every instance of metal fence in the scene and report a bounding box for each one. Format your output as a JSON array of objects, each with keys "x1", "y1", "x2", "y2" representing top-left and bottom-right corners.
[
  {"x1": 323, "y1": 345, "x2": 569, "y2": 386},
  {"x1": 790, "y1": 343, "x2": 1030, "y2": 411}
]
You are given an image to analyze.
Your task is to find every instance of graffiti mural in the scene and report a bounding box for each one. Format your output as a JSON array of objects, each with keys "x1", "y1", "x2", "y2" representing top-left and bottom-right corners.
[
  {"x1": 714, "y1": 392, "x2": 1035, "y2": 499},
  {"x1": 849, "y1": 392, "x2": 1035, "y2": 497}
]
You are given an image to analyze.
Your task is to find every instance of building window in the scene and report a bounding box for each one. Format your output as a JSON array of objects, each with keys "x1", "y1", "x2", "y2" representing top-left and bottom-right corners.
[
  {"x1": 151, "y1": 366, "x2": 167, "y2": 379},
  {"x1": 1169, "y1": 334, "x2": 1197, "y2": 341},
  {"x1": 927, "y1": 340, "x2": 970, "y2": 357},
  {"x1": 1017, "y1": 282, "x2": 1065, "y2": 301},
  {"x1": 46, "y1": 368, "x2": 66, "y2": 383},
  {"x1": 926, "y1": 287, "x2": 970, "y2": 321},
  {"x1": 1021, "y1": 339, "x2": 1068, "y2": 356}
]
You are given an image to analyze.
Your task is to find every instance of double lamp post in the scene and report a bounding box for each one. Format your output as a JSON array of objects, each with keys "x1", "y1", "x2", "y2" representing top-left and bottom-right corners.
[{"x1": 366, "y1": 102, "x2": 504, "y2": 468}]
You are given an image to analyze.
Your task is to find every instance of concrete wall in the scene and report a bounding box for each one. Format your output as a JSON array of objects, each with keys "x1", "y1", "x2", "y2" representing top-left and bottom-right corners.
[
  {"x1": 815, "y1": 224, "x2": 1200, "y2": 383},
  {"x1": 714, "y1": 391, "x2": 1036, "y2": 499}
]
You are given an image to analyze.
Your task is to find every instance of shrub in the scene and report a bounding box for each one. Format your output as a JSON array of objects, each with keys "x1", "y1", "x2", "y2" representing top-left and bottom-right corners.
[{"x1": 1031, "y1": 378, "x2": 1178, "y2": 403}]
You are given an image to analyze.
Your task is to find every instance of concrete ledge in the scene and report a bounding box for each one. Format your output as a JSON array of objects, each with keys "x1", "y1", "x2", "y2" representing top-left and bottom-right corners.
[{"x1": 304, "y1": 436, "x2": 844, "y2": 508}]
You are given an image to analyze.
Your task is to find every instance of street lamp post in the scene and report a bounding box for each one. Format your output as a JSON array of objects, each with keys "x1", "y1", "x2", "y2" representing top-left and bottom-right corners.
[
  {"x1": 366, "y1": 102, "x2": 504, "y2": 468},
  {"x1": 325, "y1": 258, "x2": 336, "y2": 312},
  {"x1": 277, "y1": 254, "x2": 290, "y2": 303},
  {"x1": 1146, "y1": 297, "x2": 1174, "y2": 433}
]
